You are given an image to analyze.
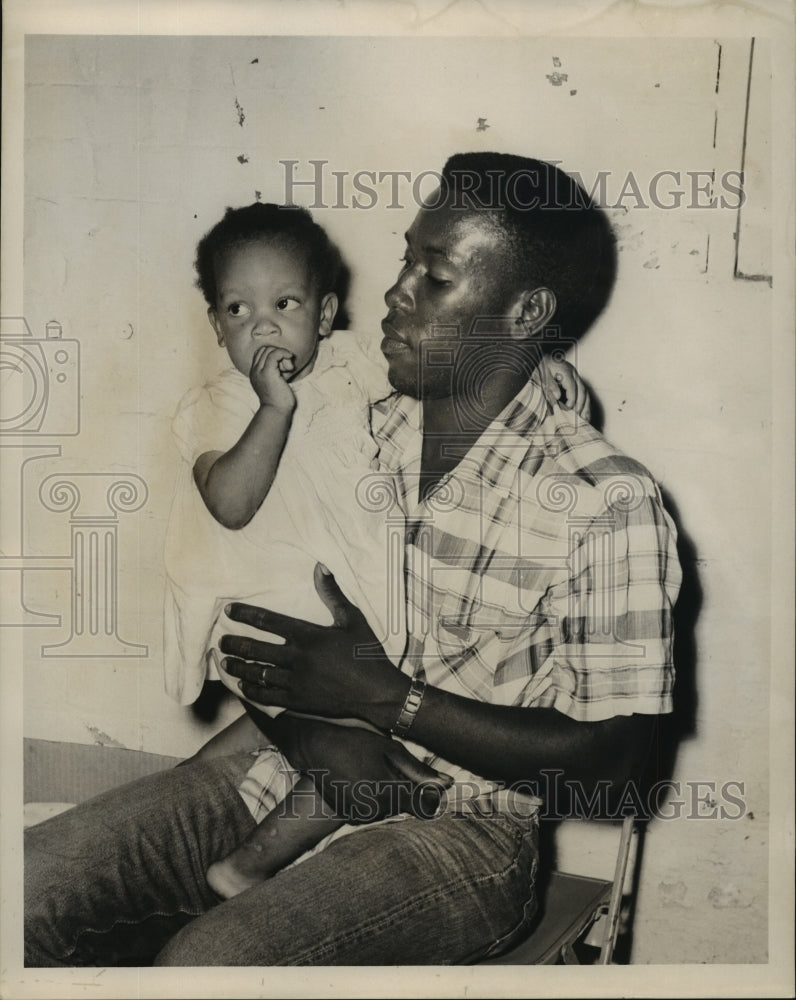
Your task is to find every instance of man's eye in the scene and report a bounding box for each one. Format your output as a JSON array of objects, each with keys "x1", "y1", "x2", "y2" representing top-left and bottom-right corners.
[
  {"x1": 227, "y1": 302, "x2": 250, "y2": 317},
  {"x1": 399, "y1": 254, "x2": 447, "y2": 287},
  {"x1": 277, "y1": 297, "x2": 300, "y2": 312}
]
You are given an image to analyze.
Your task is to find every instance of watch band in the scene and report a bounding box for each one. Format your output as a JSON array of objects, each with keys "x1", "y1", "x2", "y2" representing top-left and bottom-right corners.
[{"x1": 391, "y1": 677, "x2": 426, "y2": 738}]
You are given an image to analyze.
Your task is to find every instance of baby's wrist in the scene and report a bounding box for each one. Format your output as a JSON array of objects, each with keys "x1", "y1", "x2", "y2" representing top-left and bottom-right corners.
[{"x1": 256, "y1": 397, "x2": 295, "y2": 417}]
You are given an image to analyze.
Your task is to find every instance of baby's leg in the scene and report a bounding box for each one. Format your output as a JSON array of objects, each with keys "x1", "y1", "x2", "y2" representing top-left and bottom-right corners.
[
  {"x1": 206, "y1": 775, "x2": 341, "y2": 899},
  {"x1": 186, "y1": 710, "x2": 270, "y2": 764}
]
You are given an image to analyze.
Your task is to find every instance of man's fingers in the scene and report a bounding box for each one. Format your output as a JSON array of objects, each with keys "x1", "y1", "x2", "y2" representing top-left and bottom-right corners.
[
  {"x1": 236, "y1": 681, "x2": 290, "y2": 709},
  {"x1": 219, "y1": 632, "x2": 291, "y2": 663},
  {"x1": 221, "y1": 656, "x2": 290, "y2": 688},
  {"x1": 224, "y1": 601, "x2": 314, "y2": 640},
  {"x1": 387, "y1": 750, "x2": 453, "y2": 791},
  {"x1": 222, "y1": 658, "x2": 292, "y2": 708},
  {"x1": 381, "y1": 755, "x2": 454, "y2": 821},
  {"x1": 313, "y1": 563, "x2": 356, "y2": 628},
  {"x1": 538, "y1": 359, "x2": 565, "y2": 407},
  {"x1": 400, "y1": 767, "x2": 456, "y2": 821},
  {"x1": 553, "y1": 364, "x2": 574, "y2": 403}
]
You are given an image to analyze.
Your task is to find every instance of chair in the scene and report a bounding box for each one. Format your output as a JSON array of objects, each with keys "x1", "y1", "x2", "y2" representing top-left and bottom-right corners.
[{"x1": 480, "y1": 814, "x2": 637, "y2": 965}]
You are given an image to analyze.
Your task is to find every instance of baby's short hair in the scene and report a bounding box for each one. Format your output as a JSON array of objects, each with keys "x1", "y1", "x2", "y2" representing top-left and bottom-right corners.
[{"x1": 194, "y1": 202, "x2": 343, "y2": 307}]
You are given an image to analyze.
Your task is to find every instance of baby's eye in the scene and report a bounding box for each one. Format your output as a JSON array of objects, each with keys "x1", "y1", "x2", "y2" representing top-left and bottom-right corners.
[
  {"x1": 227, "y1": 302, "x2": 250, "y2": 318},
  {"x1": 276, "y1": 297, "x2": 301, "y2": 312}
]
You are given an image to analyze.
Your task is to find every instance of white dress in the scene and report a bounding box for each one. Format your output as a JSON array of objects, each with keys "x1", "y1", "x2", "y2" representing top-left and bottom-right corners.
[{"x1": 163, "y1": 330, "x2": 405, "y2": 708}]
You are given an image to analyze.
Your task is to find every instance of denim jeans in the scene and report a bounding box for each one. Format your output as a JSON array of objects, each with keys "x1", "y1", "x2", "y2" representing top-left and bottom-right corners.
[{"x1": 25, "y1": 752, "x2": 539, "y2": 966}]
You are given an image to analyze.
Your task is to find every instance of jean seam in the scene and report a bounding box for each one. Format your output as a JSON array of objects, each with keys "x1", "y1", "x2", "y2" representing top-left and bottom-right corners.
[
  {"x1": 461, "y1": 851, "x2": 540, "y2": 962},
  {"x1": 59, "y1": 905, "x2": 207, "y2": 964},
  {"x1": 279, "y1": 818, "x2": 535, "y2": 965}
]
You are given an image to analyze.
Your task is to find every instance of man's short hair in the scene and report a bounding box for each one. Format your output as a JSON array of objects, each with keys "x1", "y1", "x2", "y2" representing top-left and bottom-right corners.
[
  {"x1": 194, "y1": 202, "x2": 343, "y2": 307},
  {"x1": 440, "y1": 152, "x2": 616, "y2": 343}
]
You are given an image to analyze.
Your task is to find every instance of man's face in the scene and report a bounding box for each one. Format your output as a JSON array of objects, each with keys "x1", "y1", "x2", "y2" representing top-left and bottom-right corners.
[{"x1": 381, "y1": 198, "x2": 523, "y2": 400}]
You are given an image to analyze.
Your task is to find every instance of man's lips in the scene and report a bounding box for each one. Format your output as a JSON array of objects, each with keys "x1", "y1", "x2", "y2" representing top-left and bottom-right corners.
[
  {"x1": 380, "y1": 317, "x2": 404, "y2": 340},
  {"x1": 380, "y1": 317, "x2": 409, "y2": 356}
]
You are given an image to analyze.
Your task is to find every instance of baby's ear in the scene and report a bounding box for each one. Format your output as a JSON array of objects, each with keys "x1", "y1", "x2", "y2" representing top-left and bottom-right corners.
[
  {"x1": 207, "y1": 307, "x2": 225, "y2": 346},
  {"x1": 318, "y1": 293, "x2": 339, "y2": 337}
]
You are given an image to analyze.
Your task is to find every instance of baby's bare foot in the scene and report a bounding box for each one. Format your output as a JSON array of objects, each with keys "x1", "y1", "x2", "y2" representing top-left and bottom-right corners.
[
  {"x1": 207, "y1": 857, "x2": 262, "y2": 899},
  {"x1": 207, "y1": 842, "x2": 279, "y2": 900}
]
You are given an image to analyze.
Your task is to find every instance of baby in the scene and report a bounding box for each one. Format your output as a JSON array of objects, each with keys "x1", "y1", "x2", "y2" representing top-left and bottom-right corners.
[
  {"x1": 165, "y1": 203, "x2": 407, "y2": 899},
  {"x1": 165, "y1": 201, "x2": 588, "y2": 899}
]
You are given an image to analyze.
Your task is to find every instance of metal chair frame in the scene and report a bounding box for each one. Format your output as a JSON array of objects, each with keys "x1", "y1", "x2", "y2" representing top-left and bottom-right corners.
[{"x1": 481, "y1": 813, "x2": 637, "y2": 966}]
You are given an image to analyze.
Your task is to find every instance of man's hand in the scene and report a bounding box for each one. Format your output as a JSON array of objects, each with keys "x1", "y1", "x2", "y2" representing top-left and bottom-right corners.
[
  {"x1": 220, "y1": 564, "x2": 410, "y2": 731},
  {"x1": 539, "y1": 355, "x2": 591, "y2": 421},
  {"x1": 249, "y1": 344, "x2": 296, "y2": 412},
  {"x1": 269, "y1": 715, "x2": 453, "y2": 823}
]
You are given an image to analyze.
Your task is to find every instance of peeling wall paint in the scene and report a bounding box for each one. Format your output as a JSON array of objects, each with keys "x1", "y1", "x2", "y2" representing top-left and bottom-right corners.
[{"x1": 84, "y1": 724, "x2": 126, "y2": 749}]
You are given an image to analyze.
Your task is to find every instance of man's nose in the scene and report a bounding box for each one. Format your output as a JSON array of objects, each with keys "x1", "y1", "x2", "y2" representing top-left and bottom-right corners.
[{"x1": 384, "y1": 271, "x2": 413, "y2": 311}]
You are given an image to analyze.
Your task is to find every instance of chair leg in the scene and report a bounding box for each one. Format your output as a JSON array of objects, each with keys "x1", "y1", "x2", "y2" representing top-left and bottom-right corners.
[
  {"x1": 560, "y1": 943, "x2": 580, "y2": 965},
  {"x1": 598, "y1": 814, "x2": 636, "y2": 964}
]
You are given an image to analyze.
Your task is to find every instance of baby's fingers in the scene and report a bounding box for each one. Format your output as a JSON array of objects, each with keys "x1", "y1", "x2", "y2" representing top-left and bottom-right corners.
[{"x1": 251, "y1": 345, "x2": 292, "y2": 374}]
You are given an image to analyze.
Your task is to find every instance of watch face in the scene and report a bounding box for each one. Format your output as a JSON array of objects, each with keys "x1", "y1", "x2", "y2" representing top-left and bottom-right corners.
[{"x1": 0, "y1": 344, "x2": 47, "y2": 431}]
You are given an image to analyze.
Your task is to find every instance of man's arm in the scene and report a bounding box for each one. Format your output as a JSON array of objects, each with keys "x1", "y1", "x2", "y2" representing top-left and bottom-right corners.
[
  {"x1": 222, "y1": 600, "x2": 659, "y2": 804},
  {"x1": 226, "y1": 591, "x2": 651, "y2": 790},
  {"x1": 230, "y1": 654, "x2": 652, "y2": 817},
  {"x1": 408, "y1": 691, "x2": 653, "y2": 791}
]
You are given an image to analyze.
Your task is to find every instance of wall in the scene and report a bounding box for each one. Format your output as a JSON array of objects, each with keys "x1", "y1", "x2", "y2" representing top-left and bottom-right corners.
[{"x1": 5, "y1": 23, "x2": 787, "y2": 970}]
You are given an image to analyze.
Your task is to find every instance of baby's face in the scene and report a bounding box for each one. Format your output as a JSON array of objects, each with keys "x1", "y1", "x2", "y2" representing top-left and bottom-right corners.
[{"x1": 208, "y1": 239, "x2": 334, "y2": 381}]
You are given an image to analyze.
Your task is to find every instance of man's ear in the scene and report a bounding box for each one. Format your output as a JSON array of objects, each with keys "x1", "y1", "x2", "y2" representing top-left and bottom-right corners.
[
  {"x1": 318, "y1": 292, "x2": 339, "y2": 338},
  {"x1": 208, "y1": 307, "x2": 225, "y2": 347},
  {"x1": 513, "y1": 288, "x2": 557, "y2": 338}
]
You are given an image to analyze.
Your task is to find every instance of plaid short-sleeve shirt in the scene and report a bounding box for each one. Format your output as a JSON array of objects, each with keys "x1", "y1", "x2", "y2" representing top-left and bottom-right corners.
[
  {"x1": 372, "y1": 375, "x2": 682, "y2": 734},
  {"x1": 239, "y1": 374, "x2": 681, "y2": 824}
]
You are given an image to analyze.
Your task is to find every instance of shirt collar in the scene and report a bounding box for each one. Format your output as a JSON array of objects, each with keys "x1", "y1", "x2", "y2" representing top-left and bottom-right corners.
[{"x1": 374, "y1": 373, "x2": 552, "y2": 480}]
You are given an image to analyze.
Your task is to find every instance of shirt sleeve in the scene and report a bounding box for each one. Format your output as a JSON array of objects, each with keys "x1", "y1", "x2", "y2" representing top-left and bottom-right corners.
[
  {"x1": 171, "y1": 374, "x2": 257, "y2": 466},
  {"x1": 524, "y1": 484, "x2": 681, "y2": 722}
]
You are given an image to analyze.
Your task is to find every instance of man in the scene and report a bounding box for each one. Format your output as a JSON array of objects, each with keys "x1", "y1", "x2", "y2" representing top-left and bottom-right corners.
[{"x1": 25, "y1": 152, "x2": 681, "y2": 966}]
